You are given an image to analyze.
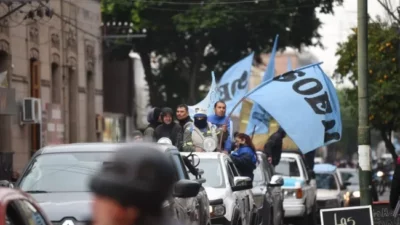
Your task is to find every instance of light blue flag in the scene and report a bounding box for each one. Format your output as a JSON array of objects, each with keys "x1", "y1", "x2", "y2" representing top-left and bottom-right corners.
[
  {"x1": 245, "y1": 62, "x2": 342, "y2": 153},
  {"x1": 188, "y1": 72, "x2": 218, "y2": 117},
  {"x1": 287, "y1": 56, "x2": 292, "y2": 71},
  {"x1": 245, "y1": 35, "x2": 278, "y2": 135},
  {"x1": 218, "y1": 53, "x2": 254, "y2": 117}
]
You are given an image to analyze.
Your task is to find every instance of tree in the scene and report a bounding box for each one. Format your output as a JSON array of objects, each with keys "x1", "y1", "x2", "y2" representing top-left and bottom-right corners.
[
  {"x1": 102, "y1": 0, "x2": 343, "y2": 107},
  {"x1": 334, "y1": 19, "x2": 400, "y2": 160}
]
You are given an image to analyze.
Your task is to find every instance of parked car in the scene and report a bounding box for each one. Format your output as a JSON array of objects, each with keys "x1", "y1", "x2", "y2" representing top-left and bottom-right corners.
[
  {"x1": 338, "y1": 168, "x2": 360, "y2": 206},
  {"x1": 0, "y1": 187, "x2": 52, "y2": 225},
  {"x1": 252, "y1": 151, "x2": 284, "y2": 225},
  {"x1": 14, "y1": 143, "x2": 206, "y2": 225},
  {"x1": 314, "y1": 164, "x2": 346, "y2": 220},
  {"x1": 182, "y1": 152, "x2": 256, "y2": 225},
  {"x1": 274, "y1": 151, "x2": 317, "y2": 225}
]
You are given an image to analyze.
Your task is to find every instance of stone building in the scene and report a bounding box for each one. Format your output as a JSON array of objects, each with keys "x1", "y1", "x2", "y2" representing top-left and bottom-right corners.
[{"x1": 0, "y1": 0, "x2": 103, "y2": 173}]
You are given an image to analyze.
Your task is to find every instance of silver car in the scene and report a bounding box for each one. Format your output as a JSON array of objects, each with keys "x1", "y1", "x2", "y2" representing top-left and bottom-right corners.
[{"x1": 252, "y1": 152, "x2": 284, "y2": 225}]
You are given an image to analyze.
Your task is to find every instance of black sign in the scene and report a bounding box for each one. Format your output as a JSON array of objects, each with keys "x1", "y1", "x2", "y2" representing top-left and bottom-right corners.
[
  {"x1": 320, "y1": 206, "x2": 373, "y2": 225},
  {"x1": 0, "y1": 88, "x2": 17, "y2": 115},
  {"x1": 373, "y1": 202, "x2": 400, "y2": 225}
]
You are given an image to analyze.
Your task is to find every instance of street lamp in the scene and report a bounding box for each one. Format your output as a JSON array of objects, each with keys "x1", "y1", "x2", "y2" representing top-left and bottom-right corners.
[{"x1": 129, "y1": 50, "x2": 140, "y2": 59}]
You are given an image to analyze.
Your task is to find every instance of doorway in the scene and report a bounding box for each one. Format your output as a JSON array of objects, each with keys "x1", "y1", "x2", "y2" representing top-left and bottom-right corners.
[{"x1": 30, "y1": 59, "x2": 40, "y2": 154}]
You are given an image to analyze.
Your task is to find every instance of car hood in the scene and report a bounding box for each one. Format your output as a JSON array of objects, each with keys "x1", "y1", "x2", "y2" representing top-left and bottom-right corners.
[
  {"x1": 346, "y1": 185, "x2": 359, "y2": 192},
  {"x1": 31, "y1": 192, "x2": 92, "y2": 222},
  {"x1": 317, "y1": 189, "x2": 339, "y2": 200},
  {"x1": 204, "y1": 187, "x2": 227, "y2": 201}
]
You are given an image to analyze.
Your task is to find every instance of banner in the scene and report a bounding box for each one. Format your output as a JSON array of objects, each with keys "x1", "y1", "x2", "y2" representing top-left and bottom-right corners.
[
  {"x1": 189, "y1": 72, "x2": 218, "y2": 117},
  {"x1": 218, "y1": 53, "x2": 254, "y2": 117},
  {"x1": 246, "y1": 35, "x2": 278, "y2": 135},
  {"x1": 245, "y1": 62, "x2": 342, "y2": 153}
]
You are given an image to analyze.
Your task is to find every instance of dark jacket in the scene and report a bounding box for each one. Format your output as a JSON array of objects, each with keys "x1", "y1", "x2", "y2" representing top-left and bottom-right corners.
[
  {"x1": 263, "y1": 127, "x2": 286, "y2": 166},
  {"x1": 154, "y1": 123, "x2": 181, "y2": 146},
  {"x1": 230, "y1": 145, "x2": 257, "y2": 180},
  {"x1": 390, "y1": 164, "x2": 400, "y2": 209},
  {"x1": 144, "y1": 108, "x2": 162, "y2": 142}
]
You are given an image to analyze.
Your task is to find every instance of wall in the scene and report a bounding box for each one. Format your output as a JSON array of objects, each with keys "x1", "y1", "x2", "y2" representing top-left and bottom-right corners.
[{"x1": 0, "y1": 0, "x2": 103, "y2": 172}]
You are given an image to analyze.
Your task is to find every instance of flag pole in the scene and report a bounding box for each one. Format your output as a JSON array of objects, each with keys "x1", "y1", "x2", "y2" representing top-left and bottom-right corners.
[{"x1": 251, "y1": 125, "x2": 256, "y2": 140}]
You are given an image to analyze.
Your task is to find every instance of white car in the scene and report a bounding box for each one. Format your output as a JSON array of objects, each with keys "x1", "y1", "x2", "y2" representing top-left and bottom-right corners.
[
  {"x1": 182, "y1": 152, "x2": 256, "y2": 225},
  {"x1": 314, "y1": 164, "x2": 345, "y2": 220},
  {"x1": 274, "y1": 151, "x2": 317, "y2": 225}
]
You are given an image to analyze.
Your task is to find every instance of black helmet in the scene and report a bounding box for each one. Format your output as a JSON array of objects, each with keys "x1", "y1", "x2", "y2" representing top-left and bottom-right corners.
[{"x1": 89, "y1": 143, "x2": 175, "y2": 211}]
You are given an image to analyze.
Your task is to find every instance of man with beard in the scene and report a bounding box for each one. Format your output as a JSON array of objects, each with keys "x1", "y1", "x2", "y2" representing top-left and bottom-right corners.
[
  {"x1": 182, "y1": 108, "x2": 219, "y2": 152},
  {"x1": 143, "y1": 107, "x2": 162, "y2": 142},
  {"x1": 154, "y1": 107, "x2": 182, "y2": 147},
  {"x1": 208, "y1": 101, "x2": 233, "y2": 153},
  {"x1": 176, "y1": 104, "x2": 193, "y2": 131}
]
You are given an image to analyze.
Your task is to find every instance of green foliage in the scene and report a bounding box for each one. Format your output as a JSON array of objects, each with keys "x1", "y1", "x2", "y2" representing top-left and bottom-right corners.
[
  {"x1": 102, "y1": 0, "x2": 343, "y2": 107},
  {"x1": 335, "y1": 18, "x2": 400, "y2": 158}
]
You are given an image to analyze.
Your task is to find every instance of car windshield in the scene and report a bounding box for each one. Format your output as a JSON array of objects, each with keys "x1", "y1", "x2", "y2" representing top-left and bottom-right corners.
[
  {"x1": 316, "y1": 173, "x2": 338, "y2": 190},
  {"x1": 340, "y1": 170, "x2": 359, "y2": 185},
  {"x1": 18, "y1": 152, "x2": 112, "y2": 192},
  {"x1": 275, "y1": 157, "x2": 300, "y2": 177},
  {"x1": 193, "y1": 159, "x2": 225, "y2": 188}
]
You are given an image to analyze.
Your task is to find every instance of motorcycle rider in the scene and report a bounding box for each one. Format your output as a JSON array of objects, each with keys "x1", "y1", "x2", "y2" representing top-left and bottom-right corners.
[
  {"x1": 154, "y1": 107, "x2": 182, "y2": 147},
  {"x1": 208, "y1": 101, "x2": 233, "y2": 153},
  {"x1": 88, "y1": 143, "x2": 179, "y2": 225},
  {"x1": 143, "y1": 107, "x2": 162, "y2": 142},
  {"x1": 182, "y1": 108, "x2": 219, "y2": 152}
]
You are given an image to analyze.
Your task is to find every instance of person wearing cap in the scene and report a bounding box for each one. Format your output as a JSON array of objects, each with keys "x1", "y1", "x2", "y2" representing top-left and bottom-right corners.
[
  {"x1": 154, "y1": 107, "x2": 182, "y2": 147},
  {"x1": 89, "y1": 143, "x2": 178, "y2": 225},
  {"x1": 143, "y1": 107, "x2": 162, "y2": 142},
  {"x1": 182, "y1": 108, "x2": 219, "y2": 152},
  {"x1": 390, "y1": 156, "x2": 400, "y2": 209}
]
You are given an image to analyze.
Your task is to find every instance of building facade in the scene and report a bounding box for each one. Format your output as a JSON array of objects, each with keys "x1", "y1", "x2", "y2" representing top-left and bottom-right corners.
[{"x1": 0, "y1": 0, "x2": 103, "y2": 173}]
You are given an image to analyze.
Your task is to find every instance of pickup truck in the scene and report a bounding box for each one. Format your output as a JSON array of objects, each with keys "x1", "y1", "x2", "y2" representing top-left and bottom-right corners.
[{"x1": 274, "y1": 151, "x2": 317, "y2": 225}]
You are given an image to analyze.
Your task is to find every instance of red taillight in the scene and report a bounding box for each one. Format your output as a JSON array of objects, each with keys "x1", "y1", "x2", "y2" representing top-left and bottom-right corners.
[{"x1": 296, "y1": 188, "x2": 303, "y2": 199}]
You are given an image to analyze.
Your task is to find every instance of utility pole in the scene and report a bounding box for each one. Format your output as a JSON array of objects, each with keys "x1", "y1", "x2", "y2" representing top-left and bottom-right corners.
[{"x1": 357, "y1": 0, "x2": 372, "y2": 205}]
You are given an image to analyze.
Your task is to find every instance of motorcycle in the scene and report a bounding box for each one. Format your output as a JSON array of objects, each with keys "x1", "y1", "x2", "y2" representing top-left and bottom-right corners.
[{"x1": 375, "y1": 170, "x2": 391, "y2": 196}]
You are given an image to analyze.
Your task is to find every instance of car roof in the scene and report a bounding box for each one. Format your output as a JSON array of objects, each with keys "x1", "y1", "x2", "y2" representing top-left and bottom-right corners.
[
  {"x1": 39, "y1": 142, "x2": 179, "y2": 154},
  {"x1": 282, "y1": 149, "x2": 302, "y2": 155},
  {"x1": 281, "y1": 152, "x2": 301, "y2": 158},
  {"x1": 337, "y1": 168, "x2": 358, "y2": 172},
  {"x1": 181, "y1": 152, "x2": 223, "y2": 159},
  {"x1": 314, "y1": 164, "x2": 337, "y2": 173}
]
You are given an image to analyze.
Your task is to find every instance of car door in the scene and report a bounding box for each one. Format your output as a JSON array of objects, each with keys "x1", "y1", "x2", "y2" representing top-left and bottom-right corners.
[
  {"x1": 227, "y1": 159, "x2": 252, "y2": 225},
  {"x1": 5, "y1": 199, "x2": 51, "y2": 225},
  {"x1": 298, "y1": 156, "x2": 314, "y2": 213},
  {"x1": 171, "y1": 152, "x2": 199, "y2": 225}
]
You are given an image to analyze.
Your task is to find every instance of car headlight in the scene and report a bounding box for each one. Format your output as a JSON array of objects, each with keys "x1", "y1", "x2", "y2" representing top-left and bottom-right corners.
[
  {"x1": 377, "y1": 171, "x2": 384, "y2": 177},
  {"x1": 352, "y1": 191, "x2": 360, "y2": 198},
  {"x1": 209, "y1": 204, "x2": 225, "y2": 217},
  {"x1": 283, "y1": 188, "x2": 303, "y2": 199}
]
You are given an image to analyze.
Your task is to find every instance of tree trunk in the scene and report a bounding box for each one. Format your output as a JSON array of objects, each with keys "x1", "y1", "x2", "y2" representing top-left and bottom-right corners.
[
  {"x1": 188, "y1": 40, "x2": 205, "y2": 104},
  {"x1": 380, "y1": 128, "x2": 398, "y2": 161},
  {"x1": 137, "y1": 49, "x2": 162, "y2": 107}
]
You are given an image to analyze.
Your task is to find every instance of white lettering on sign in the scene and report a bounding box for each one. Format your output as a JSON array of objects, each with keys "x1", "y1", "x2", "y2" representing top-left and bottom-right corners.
[{"x1": 334, "y1": 213, "x2": 356, "y2": 225}]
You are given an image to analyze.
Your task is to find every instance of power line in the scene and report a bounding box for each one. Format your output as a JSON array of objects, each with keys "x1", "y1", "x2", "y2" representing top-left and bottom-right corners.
[{"x1": 139, "y1": 0, "x2": 268, "y2": 5}]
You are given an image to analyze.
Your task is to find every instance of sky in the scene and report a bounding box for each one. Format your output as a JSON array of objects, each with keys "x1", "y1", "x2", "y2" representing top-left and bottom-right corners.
[{"x1": 307, "y1": 0, "x2": 399, "y2": 88}]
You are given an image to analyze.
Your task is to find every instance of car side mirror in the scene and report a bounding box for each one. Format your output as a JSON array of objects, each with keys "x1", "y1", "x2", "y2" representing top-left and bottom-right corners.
[
  {"x1": 268, "y1": 175, "x2": 284, "y2": 187},
  {"x1": 197, "y1": 169, "x2": 204, "y2": 176},
  {"x1": 0, "y1": 180, "x2": 14, "y2": 188},
  {"x1": 172, "y1": 179, "x2": 201, "y2": 198},
  {"x1": 232, "y1": 176, "x2": 252, "y2": 192}
]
